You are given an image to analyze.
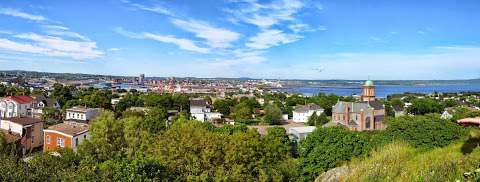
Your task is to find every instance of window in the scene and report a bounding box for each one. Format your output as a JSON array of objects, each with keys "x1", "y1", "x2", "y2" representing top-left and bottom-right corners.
[
  {"x1": 57, "y1": 138, "x2": 65, "y2": 148},
  {"x1": 75, "y1": 138, "x2": 79, "y2": 147},
  {"x1": 46, "y1": 135, "x2": 51, "y2": 144}
]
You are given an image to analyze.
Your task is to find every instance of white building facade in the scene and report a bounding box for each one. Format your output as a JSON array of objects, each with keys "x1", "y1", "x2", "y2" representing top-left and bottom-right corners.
[
  {"x1": 292, "y1": 104, "x2": 324, "y2": 123},
  {"x1": 65, "y1": 107, "x2": 99, "y2": 122},
  {"x1": 190, "y1": 98, "x2": 222, "y2": 122},
  {"x1": 0, "y1": 96, "x2": 35, "y2": 118}
]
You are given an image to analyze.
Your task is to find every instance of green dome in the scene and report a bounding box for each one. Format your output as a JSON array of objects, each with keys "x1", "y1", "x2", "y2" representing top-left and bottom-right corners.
[{"x1": 364, "y1": 80, "x2": 374, "y2": 86}]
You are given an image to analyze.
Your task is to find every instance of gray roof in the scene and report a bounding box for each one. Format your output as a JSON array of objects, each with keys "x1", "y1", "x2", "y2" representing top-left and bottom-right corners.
[
  {"x1": 365, "y1": 101, "x2": 384, "y2": 110},
  {"x1": 36, "y1": 96, "x2": 59, "y2": 107},
  {"x1": 190, "y1": 98, "x2": 208, "y2": 107},
  {"x1": 333, "y1": 101, "x2": 372, "y2": 113},
  {"x1": 294, "y1": 104, "x2": 323, "y2": 112}
]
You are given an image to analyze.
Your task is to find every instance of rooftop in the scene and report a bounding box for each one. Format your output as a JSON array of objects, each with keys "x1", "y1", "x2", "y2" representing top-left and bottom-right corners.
[
  {"x1": 3, "y1": 117, "x2": 42, "y2": 126},
  {"x1": 294, "y1": 104, "x2": 323, "y2": 112},
  {"x1": 288, "y1": 126, "x2": 317, "y2": 134},
  {"x1": 45, "y1": 122, "x2": 89, "y2": 136},
  {"x1": 190, "y1": 98, "x2": 208, "y2": 107},
  {"x1": 66, "y1": 106, "x2": 95, "y2": 113},
  {"x1": 3, "y1": 95, "x2": 34, "y2": 104}
]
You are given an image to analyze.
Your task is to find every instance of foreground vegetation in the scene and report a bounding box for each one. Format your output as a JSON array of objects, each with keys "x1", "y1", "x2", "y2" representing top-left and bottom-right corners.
[
  {"x1": 345, "y1": 139, "x2": 480, "y2": 181},
  {"x1": 1, "y1": 84, "x2": 480, "y2": 181},
  {"x1": 1, "y1": 111, "x2": 477, "y2": 181}
]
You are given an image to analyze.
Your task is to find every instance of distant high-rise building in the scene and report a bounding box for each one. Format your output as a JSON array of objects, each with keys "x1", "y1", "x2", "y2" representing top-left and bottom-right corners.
[{"x1": 139, "y1": 74, "x2": 145, "y2": 84}]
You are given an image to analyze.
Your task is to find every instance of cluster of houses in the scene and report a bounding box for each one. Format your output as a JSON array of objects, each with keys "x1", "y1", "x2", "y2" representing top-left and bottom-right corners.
[
  {"x1": 190, "y1": 98, "x2": 222, "y2": 122},
  {"x1": 0, "y1": 95, "x2": 97, "y2": 155},
  {"x1": 290, "y1": 80, "x2": 386, "y2": 132}
]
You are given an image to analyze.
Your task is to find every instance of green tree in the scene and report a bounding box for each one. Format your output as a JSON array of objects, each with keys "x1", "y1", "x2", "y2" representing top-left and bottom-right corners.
[
  {"x1": 263, "y1": 104, "x2": 283, "y2": 125},
  {"x1": 308, "y1": 94, "x2": 339, "y2": 116},
  {"x1": 265, "y1": 127, "x2": 292, "y2": 155},
  {"x1": 407, "y1": 98, "x2": 444, "y2": 115},
  {"x1": 213, "y1": 98, "x2": 236, "y2": 116},
  {"x1": 384, "y1": 114, "x2": 465, "y2": 148},
  {"x1": 52, "y1": 83, "x2": 73, "y2": 106},
  {"x1": 144, "y1": 107, "x2": 168, "y2": 134},
  {"x1": 307, "y1": 112, "x2": 329, "y2": 126},
  {"x1": 42, "y1": 107, "x2": 60, "y2": 126},
  {"x1": 78, "y1": 110, "x2": 126, "y2": 162},
  {"x1": 299, "y1": 126, "x2": 373, "y2": 181},
  {"x1": 123, "y1": 117, "x2": 153, "y2": 158},
  {"x1": 231, "y1": 102, "x2": 253, "y2": 121}
]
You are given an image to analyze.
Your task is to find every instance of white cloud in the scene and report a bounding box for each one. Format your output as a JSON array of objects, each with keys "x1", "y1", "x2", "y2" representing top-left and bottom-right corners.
[
  {"x1": 0, "y1": 8, "x2": 46, "y2": 21},
  {"x1": 246, "y1": 29, "x2": 302, "y2": 49},
  {"x1": 108, "y1": 48, "x2": 122, "y2": 52},
  {"x1": 143, "y1": 33, "x2": 209, "y2": 53},
  {"x1": 288, "y1": 23, "x2": 319, "y2": 33},
  {"x1": 0, "y1": 33, "x2": 103, "y2": 60},
  {"x1": 113, "y1": 27, "x2": 143, "y2": 39},
  {"x1": 170, "y1": 19, "x2": 240, "y2": 48},
  {"x1": 0, "y1": 30, "x2": 13, "y2": 35},
  {"x1": 226, "y1": 0, "x2": 304, "y2": 28},
  {"x1": 42, "y1": 25, "x2": 90, "y2": 41},
  {"x1": 114, "y1": 27, "x2": 209, "y2": 53},
  {"x1": 121, "y1": 0, "x2": 174, "y2": 16}
]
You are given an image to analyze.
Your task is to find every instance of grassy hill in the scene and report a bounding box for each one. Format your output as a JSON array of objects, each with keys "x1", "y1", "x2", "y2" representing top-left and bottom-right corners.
[{"x1": 343, "y1": 133, "x2": 480, "y2": 181}]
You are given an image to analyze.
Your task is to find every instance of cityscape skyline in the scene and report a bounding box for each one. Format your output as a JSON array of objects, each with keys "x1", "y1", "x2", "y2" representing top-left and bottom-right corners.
[{"x1": 0, "y1": 0, "x2": 480, "y2": 80}]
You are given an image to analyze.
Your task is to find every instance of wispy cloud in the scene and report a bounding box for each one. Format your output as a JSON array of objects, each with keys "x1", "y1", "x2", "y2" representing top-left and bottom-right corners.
[
  {"x1": 121, "y1": 0, "x2": 174, "y2": 16},
  {"x1": 0, "y1": 8, "x2": 46, "y2": 21},
  {"x1": 108, "y1": 48, "x2": 121, "y2": 52},
  {"x1": 225, "y1": 0, "x2": 304, "y2": 28},
  {"x1": 0, "y1": 30, "x2": 13, "y2": 35},
  {"x1": 246, "y1": 29, "x2": 302, "y2": 49},
  {"x1": 42, "y1": 25, "x2": 90, "y2": 41},
  {"x1": 0, "y1": 33, "x2": 103, "y2": 60},
  {"x1": 170, "y1": 18, "x2": 240, "y2": 49},
  {"x1": 214, "y1": 49, "x2": 266, "y2": 65},
  {"x1": 114, "y1": 27, "x2": 209, "y2": 53}
]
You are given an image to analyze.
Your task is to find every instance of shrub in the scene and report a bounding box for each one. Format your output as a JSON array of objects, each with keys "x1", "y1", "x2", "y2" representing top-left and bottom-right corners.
[{"x1": 384, "y1": 114, "x2": 466, "y2": 148}]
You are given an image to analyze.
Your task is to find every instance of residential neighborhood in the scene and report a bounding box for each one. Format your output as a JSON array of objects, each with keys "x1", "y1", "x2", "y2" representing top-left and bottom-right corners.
[{"x1": 1, "y1": 0, "x2": 480, "y2": 180}]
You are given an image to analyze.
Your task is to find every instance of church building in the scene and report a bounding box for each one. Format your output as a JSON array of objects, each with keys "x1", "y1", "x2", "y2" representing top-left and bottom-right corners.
[{"x1": 331, "y1": 80, "x2": 386, "y2": 131}]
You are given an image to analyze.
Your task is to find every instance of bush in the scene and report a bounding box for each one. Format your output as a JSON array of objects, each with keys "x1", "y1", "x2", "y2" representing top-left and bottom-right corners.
[
  {"x1": 298, "y1": 126, "x2": 374, "y2": 181},
  {"x1": 384, "y1": 114, "x2": 466, "y2": 148}
]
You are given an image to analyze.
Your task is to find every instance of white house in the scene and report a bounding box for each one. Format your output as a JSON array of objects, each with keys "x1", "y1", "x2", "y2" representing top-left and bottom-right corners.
[
  {"x1": 292, "y1": 104, "x2": 324, "y2": 123},
  {"x1": 287, "y1": 126, "x2": 316, "y2": 142},
  {"x1": 190, "y1": 98, "x2": 222, "y2": 122},
  {"x1": 65, "y1": 106, "x2": 99, "y2": 123},
  {"x1": 32, "y1": 96, "x2": 60, "y2": 118},
  {"x1": 0, "y1": 96, "x2": 35, "y2": 118},
  {"x1": 190, "y1": 98, "x2": 211, "y2": 113}
]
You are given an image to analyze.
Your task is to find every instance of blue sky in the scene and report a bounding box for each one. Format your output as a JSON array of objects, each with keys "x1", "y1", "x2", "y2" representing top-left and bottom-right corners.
[{"x1": 0, "y1": 0, "x2": 479, "y2": 80}]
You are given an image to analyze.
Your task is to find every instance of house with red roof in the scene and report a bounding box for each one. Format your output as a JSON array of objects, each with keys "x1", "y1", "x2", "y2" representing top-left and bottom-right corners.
[{"x1": 0, "y1": 95, "x2": 35, "y2": 118}]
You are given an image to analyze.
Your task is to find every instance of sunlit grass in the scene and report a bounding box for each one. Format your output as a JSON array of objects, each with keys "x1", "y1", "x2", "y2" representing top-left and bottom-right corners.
[{"x1": 344, "y1": 129, "x2": 480, "y2": 182}]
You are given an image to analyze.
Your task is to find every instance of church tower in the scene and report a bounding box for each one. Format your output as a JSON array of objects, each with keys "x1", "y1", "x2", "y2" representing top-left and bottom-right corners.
[{"x1": 362, "y1": 80, "x2": 375, "y2": 102}]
